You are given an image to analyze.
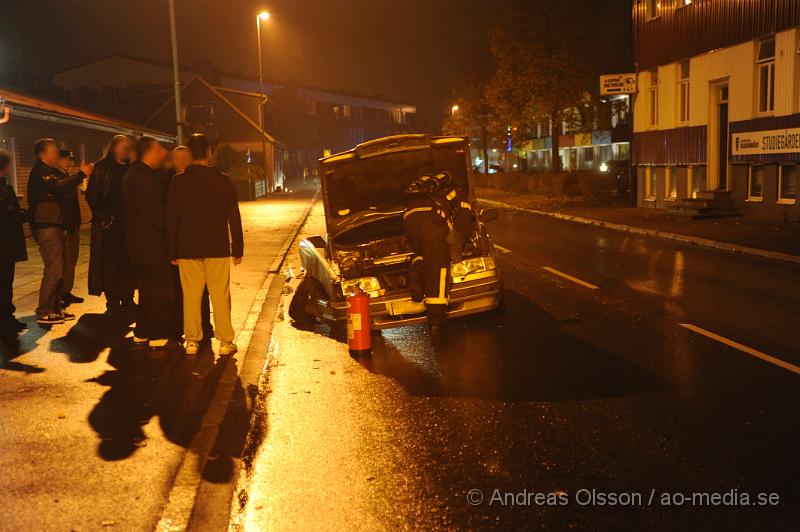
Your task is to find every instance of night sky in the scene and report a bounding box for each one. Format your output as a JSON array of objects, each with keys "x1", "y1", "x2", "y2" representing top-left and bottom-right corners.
[{"x1": 1, "y1": 0, "x2": 629, "y2": 128}]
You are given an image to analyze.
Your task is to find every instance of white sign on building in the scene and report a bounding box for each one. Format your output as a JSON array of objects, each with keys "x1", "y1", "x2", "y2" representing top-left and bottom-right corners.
[
  {"x1": 732, "y1": 128, "x2": 800, "y2": 156},
  {"x1": 600, "y1": 74, "x2": 637, "y2": 96}
]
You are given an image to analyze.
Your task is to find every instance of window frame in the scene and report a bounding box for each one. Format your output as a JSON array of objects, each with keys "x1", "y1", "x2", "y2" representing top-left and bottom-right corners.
[
  {"x1": 644, "y1": 166, "x2": 657, "y2": 200},
  {"x1": 678, "y1": 60, "x2": 690, "y2": 124},
  {"x1": 778, "y1": 164, "x2": 798, "y2": 204},
  {"x1": 0, "y1": 136, "x2": 17, "y2": 192},
  {"x1": 665, "y1": 166, "x2": 678, "y2": 200},
  {"x1": 648, "y1": 69, "x2": 659, "y2": 127},
  {"x1": 756, "y1": 37, "x2": 776, "y2": 115},
  {"x1": 747, "y1": 164, "x2": 766, "y2": 202},
  {"x1": 646, "y1": 0, "x2": 661, "y2": 21}
]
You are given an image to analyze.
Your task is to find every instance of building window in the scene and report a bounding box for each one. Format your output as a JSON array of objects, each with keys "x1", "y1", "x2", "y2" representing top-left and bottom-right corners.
[
  {"x1": 779, "y1": 164, "x2": 797, "y2": 203},
  {"x1": 0, "y1": 137, "x2": 18, "y2": 191},
  {"x1": 646, "y1": 0, "x2": 660, "y2": 20},
  {"x1": 796, "y1": 36, "x2": 800, "y2": 111},
  {"x1": 757, "y1": 37, "x2": 775, "y2": 114},
  {"x1": 665, "y1": 166, "x2": 677, "y2": 199},
  {"x1": 342, "y1": 104, "x2": 352, "y2": 119},
  {"x1": 691, "y1": 165, "x2": 707, "y2": 197},
  {"x1": 748, "y1": 165, "x2": 767, "y2": 201},
  {"x1": 391, "y1": 109, "x2": 405, "y2": 124},
  {"x1": 678, "y1": 60, "x2": 690, "y2": 124},
  {"x1": 645, "y1": 166, "x2": 656, "y2": 199},
  {"x1": 353, "y1": 106, "x2": 363, "y2": 120},
  {"x1": 648, "y1": 69, "x2": 659, "y2": 126},
  {"x1": 306, "y1": 99, "x2": 316, "y2": 116}
]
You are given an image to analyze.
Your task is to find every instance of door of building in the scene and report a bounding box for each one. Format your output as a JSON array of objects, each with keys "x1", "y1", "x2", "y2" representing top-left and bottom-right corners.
[{"x1": 717, "y1": 85, "x2": 729, "y2": 190}]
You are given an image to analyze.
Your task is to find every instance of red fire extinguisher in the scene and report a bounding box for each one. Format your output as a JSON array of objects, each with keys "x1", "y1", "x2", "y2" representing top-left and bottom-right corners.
[{"x1": 347, "y1": 288, "x2": 372, "y2": 356}]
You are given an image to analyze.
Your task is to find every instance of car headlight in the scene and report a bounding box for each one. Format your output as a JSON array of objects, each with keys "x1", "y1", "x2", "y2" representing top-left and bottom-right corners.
[
  {"x1": 341, "y1": 276, "x2": 382, "y2": 296},
  {"x1": 451, "y1": 256, "x2": 496, "y2": 278}
]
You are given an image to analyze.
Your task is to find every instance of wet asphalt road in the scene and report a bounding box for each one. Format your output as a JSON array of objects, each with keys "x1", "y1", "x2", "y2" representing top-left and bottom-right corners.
[{"x1": 235, "y1": 205, "x2": 799, "y2": 531}]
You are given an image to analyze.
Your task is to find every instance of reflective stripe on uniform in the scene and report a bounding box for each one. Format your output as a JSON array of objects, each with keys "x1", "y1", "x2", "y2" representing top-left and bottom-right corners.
[
  {"x1": 446, "y1": 189, "x2": 456, "y2": 201},
  {"x1": 438, "y1": 268, "x2": 447, "y2": 299},
  {"x1": 460, "y1": 201, "x2": 471, "y2": 209},
  {"x1": 424, "y1": 297, "x2": 448, "y2": 305},
  {"x1": 403, "y1": 206, "x2": 433, "y2": 219},
  {"x1": 411, "y1": 255, "x2": 424, "y2": 264}
]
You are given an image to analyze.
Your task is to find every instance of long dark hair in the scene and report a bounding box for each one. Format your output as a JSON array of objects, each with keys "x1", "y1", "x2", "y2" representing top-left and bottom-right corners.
[{"x1": 103, "y1": 134, "x2": 130, "y2": 163}]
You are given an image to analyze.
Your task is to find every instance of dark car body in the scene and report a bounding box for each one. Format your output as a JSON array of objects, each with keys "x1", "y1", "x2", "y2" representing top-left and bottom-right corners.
[{"x1": 290, "y1": 134, "x2": 502, "y2": 330}]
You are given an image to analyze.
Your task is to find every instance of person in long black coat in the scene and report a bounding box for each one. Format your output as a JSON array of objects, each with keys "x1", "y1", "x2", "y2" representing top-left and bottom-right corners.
[
  {"x1": 86, "y1": 135, "x2": 135, "y2": 314},
  {"x1": 0, "y1": 149, "x2": 28, "y2": 333},
  {"x1": 123, "y1": 137, "x2": 180, "y2": 348}
]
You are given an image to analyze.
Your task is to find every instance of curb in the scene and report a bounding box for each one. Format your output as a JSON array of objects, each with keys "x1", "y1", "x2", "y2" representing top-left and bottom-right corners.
[
  {"x1": 479, "y1": 198, "x2": 800, "y2": 265},
  {"x1": 155, "y1": 195, "x2": 318, "y2": 532}
]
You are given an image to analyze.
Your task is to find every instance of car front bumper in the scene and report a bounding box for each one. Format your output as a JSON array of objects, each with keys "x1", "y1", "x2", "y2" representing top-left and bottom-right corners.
[{"x1": 325, "y1": 270, "x2": 502, "y2": 330}]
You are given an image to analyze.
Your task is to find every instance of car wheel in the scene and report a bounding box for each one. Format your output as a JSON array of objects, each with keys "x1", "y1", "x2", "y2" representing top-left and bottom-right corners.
[{"x1": 289, "y1": 278, "x2": 323, "y2": 326}]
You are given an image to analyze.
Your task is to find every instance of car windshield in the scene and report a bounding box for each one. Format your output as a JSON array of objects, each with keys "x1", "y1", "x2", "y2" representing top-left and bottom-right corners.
[{"x1": 324, "y1": 145, "x2": 470, "y2": 217}]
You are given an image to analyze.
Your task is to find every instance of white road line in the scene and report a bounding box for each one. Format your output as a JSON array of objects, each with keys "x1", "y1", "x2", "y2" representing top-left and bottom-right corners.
[
  {"x1": 541, "y1": 266, "x2": 599, "y2": 290},
  {"x1": 680, "y1": 323, "x2": 800, "y2": 376},
  {"x1": 494, "y1": 244, "x2": 512, "y2": 254}
]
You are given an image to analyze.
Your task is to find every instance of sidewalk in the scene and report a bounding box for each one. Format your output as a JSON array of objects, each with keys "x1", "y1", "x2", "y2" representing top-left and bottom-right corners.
[
  {"x1": 478, "y1": 189, "x2": 800, "y2": 260},
  {"x1": 0, "y1": 194, "x2": 313, "y2": 531}
]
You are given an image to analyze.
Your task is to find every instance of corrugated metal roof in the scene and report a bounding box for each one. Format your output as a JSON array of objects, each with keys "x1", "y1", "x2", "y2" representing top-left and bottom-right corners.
[{"x1": 0, "y1": 85, "x2": 175, "y2": 140}]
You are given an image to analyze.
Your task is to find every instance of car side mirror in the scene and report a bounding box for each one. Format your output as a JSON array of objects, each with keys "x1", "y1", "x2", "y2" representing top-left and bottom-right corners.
[
  {"x1": 306, "y1": 235, "x2": 326, "y2": 248},
  {"x1": 478, "y1": 208, "x2": 499, "y2": 223}
]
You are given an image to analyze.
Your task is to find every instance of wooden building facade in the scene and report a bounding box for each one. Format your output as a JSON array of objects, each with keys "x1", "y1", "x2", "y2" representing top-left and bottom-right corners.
[{"x1": 632, "y1": 0, "x2": 800, "y2": 219}]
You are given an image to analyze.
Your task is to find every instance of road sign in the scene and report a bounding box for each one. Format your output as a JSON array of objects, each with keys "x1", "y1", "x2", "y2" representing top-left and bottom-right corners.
[{"x1": 600, "y1": 74, "x2": 637, "y2": 96}]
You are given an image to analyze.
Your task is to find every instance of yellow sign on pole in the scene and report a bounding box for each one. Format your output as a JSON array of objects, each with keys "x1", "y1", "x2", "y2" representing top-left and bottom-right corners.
[{"x1": 600, "y1": 74, "x2": 637, "y2": 96}]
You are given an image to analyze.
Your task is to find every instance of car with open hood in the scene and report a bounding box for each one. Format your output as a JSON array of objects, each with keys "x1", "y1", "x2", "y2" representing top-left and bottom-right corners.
[{"x1": 289, "y1": 134, "x2": 502, "y2": 329}]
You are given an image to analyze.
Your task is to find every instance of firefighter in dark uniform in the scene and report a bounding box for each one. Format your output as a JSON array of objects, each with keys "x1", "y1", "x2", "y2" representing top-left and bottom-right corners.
[
  {"x1": 403, "y1": 174, "x2": 453, "y2": 328},
  {"x1": 433, "y1": 172, "x2": 479, "y2": 262}
]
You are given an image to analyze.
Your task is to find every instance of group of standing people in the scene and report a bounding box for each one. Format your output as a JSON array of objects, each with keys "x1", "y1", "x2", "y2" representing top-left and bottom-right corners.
[{"x1": 0, "y1": 132, "x2": 244, "y2": 356}]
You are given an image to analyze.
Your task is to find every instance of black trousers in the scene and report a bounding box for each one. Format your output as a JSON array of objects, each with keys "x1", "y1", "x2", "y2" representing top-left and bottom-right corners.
[
  {"x1": 404, "y1": 212, "x2": 452, "y2": 326},
  {"x1": 33, "y1": 227, "x2": 65, "y2": 316},
  {"x1": 62, "y1": 229, "x2": 80, "y2": 295},
  {"x1": 135, "y1": 262, "x2": 180, "y2": 340},
  {"x1": 101, "y1": 222, "x2": 135, "y2": 308},
  {"x1": 0, "y1": 259, "x2": 15, "y2": 322}
]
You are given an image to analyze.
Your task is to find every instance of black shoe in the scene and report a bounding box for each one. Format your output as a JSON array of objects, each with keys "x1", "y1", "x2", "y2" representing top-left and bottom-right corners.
[
  {"x1": 37, "y1": 313, "x2": 66, "y2": 326},
  {"x1": 59, "y1": 311, "x2": 76, "y2": 321},
  {"x1": 62, "y1": 293, "x2": 84, "y2": 304},
  {"x1": 13, "y1": 319, "x2": 27, "y2": 331}
]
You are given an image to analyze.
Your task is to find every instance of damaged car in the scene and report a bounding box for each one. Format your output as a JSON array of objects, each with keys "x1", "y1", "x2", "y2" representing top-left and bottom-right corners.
[{"x1": 289, "y1": 134, "x2": 502, "y2": 330}]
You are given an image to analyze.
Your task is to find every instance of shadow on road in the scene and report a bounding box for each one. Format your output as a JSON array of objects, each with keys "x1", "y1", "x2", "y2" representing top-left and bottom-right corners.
[
  {"x1": 49, "y1": 312, "x2": 135, "y2": 363},
  {"x1": 355, "y1": 290, "x2": 670, "y2": 401},
  {"x1": 85, "y1": 339, "x2": 249, "y2": 483}
]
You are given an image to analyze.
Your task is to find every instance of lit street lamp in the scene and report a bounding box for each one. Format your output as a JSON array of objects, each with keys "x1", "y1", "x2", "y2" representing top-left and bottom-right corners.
[
  {"x1": 451, "y1": 104, "x2": 459, "y2": 115},
  {"x1": 256, "y1": 10, "x2": 271, "y2": 192}
]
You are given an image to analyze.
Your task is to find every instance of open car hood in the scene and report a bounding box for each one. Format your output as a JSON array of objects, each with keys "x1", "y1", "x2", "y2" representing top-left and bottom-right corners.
[{"x1": 320, "y1": 135, "x2": 473, "y2": 234}]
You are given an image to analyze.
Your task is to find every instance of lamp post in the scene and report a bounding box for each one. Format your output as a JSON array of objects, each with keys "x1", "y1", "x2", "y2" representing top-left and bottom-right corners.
[
  {"x1": 256, "y1": 10, "x2": 271, "y2": 193},
  {"x1": 168, "y1": 0, "x2": 184, "y2": 145}
]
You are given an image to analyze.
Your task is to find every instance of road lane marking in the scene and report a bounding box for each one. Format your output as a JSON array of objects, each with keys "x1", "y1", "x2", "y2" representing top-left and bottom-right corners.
[
  {"x1": 494, "y1": 244, "x2": 512, "y2": 254},
  {"x1": 680, "y1": 323, "x2": 800, "y2": 376},
  {"x1": 541, "y1": 267, "x2": 599, "y2": 290}
]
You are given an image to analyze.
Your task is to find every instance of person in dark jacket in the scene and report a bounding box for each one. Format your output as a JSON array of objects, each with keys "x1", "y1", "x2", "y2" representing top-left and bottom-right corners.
[
  {"x1": 403, "y1": 175, "x2": 454, "y2": 329},
  {"x1": 56, "y1": 149, "x2": 85, "y2": 306},
  {"x1": 123, "y1": 136, "x2": 178, "y2": 349},
  {"x1": 27, "y1": 139, "x2": 91, "y2": 325},
  {"x1": 166, "y1": 145, "x2": 214, "y2": 339},
  {"x1": 0, "y1": 150, "x2": 28, "y2": 333},
  {"x1": 166, "y1": 134, "x2": 243, "y2": 356},
  {"x1": 86, "y1": 134, "x2": 135, "y2": 314}
]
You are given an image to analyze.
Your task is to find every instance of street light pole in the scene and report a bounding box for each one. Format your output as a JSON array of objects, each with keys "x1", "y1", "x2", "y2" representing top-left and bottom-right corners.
[
  {"x1": 168, "y1": 0, "x2": 184, "y2": 145},
  {"x1": 256, "y1": 11, "x2": 271, "y2": 193}
]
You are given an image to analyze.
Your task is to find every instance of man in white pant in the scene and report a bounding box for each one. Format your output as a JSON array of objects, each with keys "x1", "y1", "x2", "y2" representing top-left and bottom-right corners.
[{"x1": 166, "y1": 134, "x2": 244, "y2": 355}]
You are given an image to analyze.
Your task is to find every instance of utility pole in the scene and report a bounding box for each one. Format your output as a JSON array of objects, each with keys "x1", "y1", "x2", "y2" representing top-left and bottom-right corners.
[
  {"x1": 168, "y1": 0, "x2": 184, "y2": 145},
  {"x1": 257, "y1": 12, "x2": 271, "y2": 193}
]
